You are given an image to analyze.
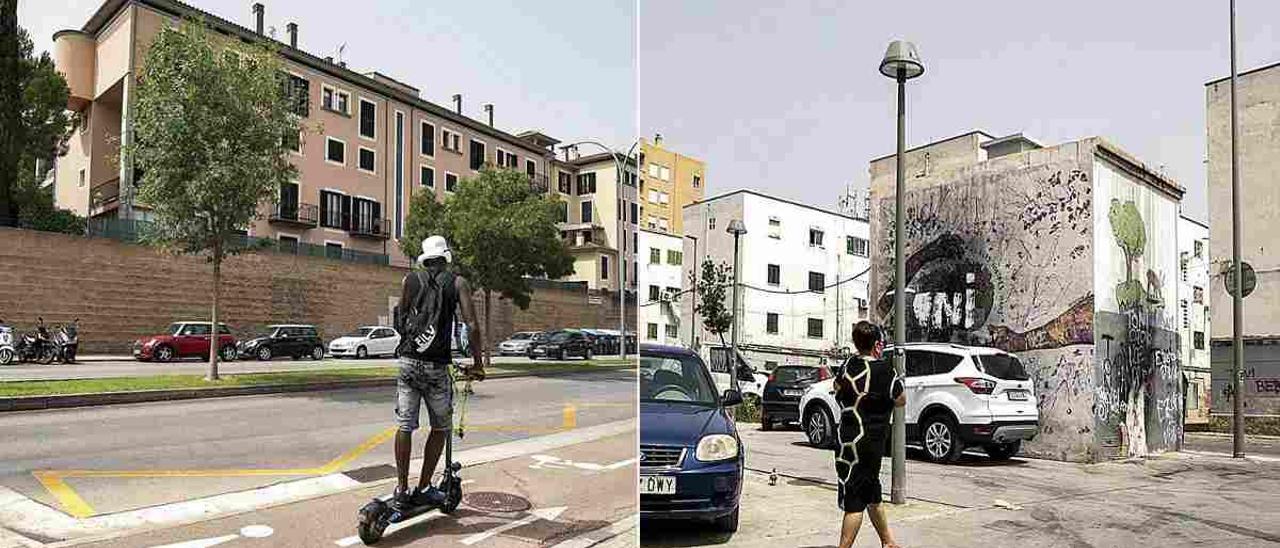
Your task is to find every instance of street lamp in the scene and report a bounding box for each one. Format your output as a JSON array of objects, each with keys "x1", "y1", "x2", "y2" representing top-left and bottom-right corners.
[
  {"x1": 563, "y1": 139, "x2": 640, "y2": 359},
  {"x1": 880, "y1": 39, "x2": 923, "y2": 505},
  {"x1": 726, "y1": 219, "x2": 748, "y2": 392},
  {"x1": 1228, "y1": 0, "x2": 1245, "y2": 458},
  {"x1": 684, "y1": 234, "x2": 699, "y2": 348}
]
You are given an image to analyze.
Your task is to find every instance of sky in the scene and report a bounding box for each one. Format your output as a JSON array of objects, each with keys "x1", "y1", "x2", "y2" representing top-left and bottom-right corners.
[
  {"x1": 638, "y1": 1, "x2": 1280, "y2": 224},
  {"x1": 20, "y1": 0, "x2": 636, "y2": 153}
]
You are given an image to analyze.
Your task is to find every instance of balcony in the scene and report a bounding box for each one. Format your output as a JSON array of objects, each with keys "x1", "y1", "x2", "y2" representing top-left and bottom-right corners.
[
  {"x1": 268, "y1": 202, "x2": 319, "y2": 228},
  {"x1": 89, "y1": 178, "x2": 120, "y2": 215},
  {"x1": 349, "y1": 216, "x2": 391, "y2": 240},
  {"x1": 529, "y1": 173, "x2": 550, "y2": 193}
]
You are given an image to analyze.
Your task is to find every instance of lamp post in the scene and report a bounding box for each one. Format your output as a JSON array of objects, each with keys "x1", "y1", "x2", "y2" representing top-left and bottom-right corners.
[
  {"x1": 1228, "y1": 0, "x2": 1245, "y2": 458},
  {"x1": 880, "y1": 39, "x2": 924, "y2": 505},
  {"x1": 726, "y1": 219, "x2": 748, "y2": 391},
  {"x1": 685, "y1": 234, "x2": 699, "y2": 348},
  {"x1": 564, "y1": 139, "x2": 640, "y2": 359}
]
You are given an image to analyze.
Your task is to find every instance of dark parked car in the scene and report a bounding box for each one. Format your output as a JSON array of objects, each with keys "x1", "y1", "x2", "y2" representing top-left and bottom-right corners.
[
  {"x1": 529, "y1": 329, "x2": 594, "y2": 360},
  {"x1": 240, "y1": 324, "x2": 325, "y2": 361},
  {"x1": 134, "y1": 322, "x2": 237, "y2": 362},
  {"x1": 640, "y1": 344, "x2": 743, "y2": 532},
  {"x1": 760, "y1": 365, "x2": 831, "y2": 431}
]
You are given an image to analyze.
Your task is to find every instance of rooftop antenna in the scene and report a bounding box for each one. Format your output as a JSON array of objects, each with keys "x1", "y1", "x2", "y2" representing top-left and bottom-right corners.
[{"x1": 336, "y1": 43, "x2": 346, "y2": 65}]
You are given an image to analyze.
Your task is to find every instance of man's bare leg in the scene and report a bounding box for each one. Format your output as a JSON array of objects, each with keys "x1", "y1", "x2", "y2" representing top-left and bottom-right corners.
[
  {"x1": 838, "y1": 511, "x2": 864, "y2": 548},
  {"x1": 867, "y1": 503, "x2": 901, "y2": 547},
  {"x1": 394, "y1": 430, "x2": 413, "y2": 495},
  {"x1": 415, "y1": 429, "x2": 447, "y2": 491}
]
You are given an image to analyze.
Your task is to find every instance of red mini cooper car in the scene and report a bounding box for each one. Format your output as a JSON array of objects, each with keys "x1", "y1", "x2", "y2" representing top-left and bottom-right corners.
[{"x1": 133, "y1": 321, "x2": 238, "y2": 362}]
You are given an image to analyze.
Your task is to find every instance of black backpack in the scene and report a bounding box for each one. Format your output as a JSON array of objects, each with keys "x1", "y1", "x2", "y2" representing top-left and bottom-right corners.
[{"x1": 396, "y1": 270, "x2": 453, "y2": 357}]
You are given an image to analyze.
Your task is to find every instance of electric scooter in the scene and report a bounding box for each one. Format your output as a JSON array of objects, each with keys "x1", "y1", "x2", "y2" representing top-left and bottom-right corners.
[
  {"x1": 0, "y1": 319, "x2": 15, "y2": 366},
  {"x1": 356, "y1": 364, "x2": 478, "y2": 545}
]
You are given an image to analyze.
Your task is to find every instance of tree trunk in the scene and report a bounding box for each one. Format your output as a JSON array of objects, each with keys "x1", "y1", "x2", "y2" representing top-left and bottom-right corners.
[
  {"x1": 0, "y1": 0, "x2": 20, "y2": 226},
  {"x1": 483, "y1": 289, "x2": 492, "y2": 367},
  {"x1": 208, "y1": 243, "x2": 222, "y2": 381}
]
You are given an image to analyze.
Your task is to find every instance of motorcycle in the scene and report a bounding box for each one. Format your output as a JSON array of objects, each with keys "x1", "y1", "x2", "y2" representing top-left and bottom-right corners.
[
  {"x1": 0, "y1": 319, "x2": 15, "y2": 365},
  {"x1": 54, "y1": 319, "x2": 79, "y2": 364},
  {"x1": 15, "y1": 317, "x2": 56, "y2": 365}
]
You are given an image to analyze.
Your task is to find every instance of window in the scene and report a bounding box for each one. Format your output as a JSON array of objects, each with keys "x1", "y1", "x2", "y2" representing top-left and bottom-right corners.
[
  {"x1": 78, "y1": 169, "x2": 85, "y2": 187},
  {"x1": 321, "y1": 85, "x2": 349, "y2": 115},
  {"x1": 441, "y1": 128, "x2": 461, "y2": 152},
  {"x1": 581, "y1": 201, "x2": 593, "y2": 223},
  {"x1": 278, "y1": 234, "x2": 299, "y2": 254},
  {"x1": 325, "y1": 242, "x2": 344, "y2": 260},
  {"x1": 496, "y1": 149, "x2": 517, "y2": 168},
  {"x1": 577, "y1": 173, "x2": 597, "y2": 195},
  {"x1": 1181, "y1": 299, "x2": 1189, "y2": 329},
  {"x1": 809, "y1": 228, "x2": 824, "y2": 247},
  {"x1": 649, "y1": 285, "x2": 661, "y2": 302},
  {"x1": 708, "y1": 217, "x2": 716, "y2": 230},
  {"x1": 420, "y1": 121, "x2": 435, "y2": 156},
  {"x1": 693, "y1": 175, "x2": 701, "y2": 188},
  {"x1": 526, "y1": 159, "x2": 537, "y2": 179},
  {"x1": 1194, "y1": 331, "x2": 1205, "y2": 350},
  {"x1": 766, "y1": 313, "x2": 779, "y2": 334},
  {"x1": 659, "y1": 166, "x2": 671, "y2": 180},
  {"x1": 601, "y1": 255, "x2": 609, "y2": 280},
  {"x1": 358, "y1": 147, "x2": 376, "y2": 173},
  {"x1": 667, "y1": 250, "x2": 683, "y2": 265},
  {"x1": 768, "y1": 217, "x2": 781, "y2": 239},
  {"x1": 647, "y1": 163, "x2": 659, "y2": 178},
  {"x1": 666, "y1": 286, "x2": 680, "y2": 299},
  {"x1": 557, "y1": 201, "x2": 568, "y2": 223},
  {"x1": 358, "y1": 99, "x2": 376, "y2": 139},
  {"x1": 647, "y1": 323, "x2": 659, "y2": 340},
  {"x1": 469, "y1": 139, "x2": 486, "y2": 170},
  {"x1": 807, "y1": 318, "x2": 823, "y2": 338},
  {"x1": 630, "y1": 202, "x2": 638, "y2": 224},
  {"x1": 665, "y1": 324, "x2": 679, "y2": 339},
  {"x1": 420, "y1": 166, "x2": 435, "y2": 189},
  {"x1": 558, "y1": 172, "x2": 572, "y2": 193},
  {"x1": 650, "y1": 248, "x2": 661, "y2": 264},
  {"x1": 808, "y1": 271, "x2": 825, "y2": 292},
  {"x1": 1187, "y1": 382, "x2": 1201, "y2": 410},
  {"x1": 280, "y1": 73, "x2": 309, "y2": 117},
  {"x1": 282, "y1": 129, "x2": 301, "y2": 153},
  {"x1": 445, "y1": 172, "x2": 458, "y2": 193},
  {"x1": 325, "y1": 137, "x2": 346, "y2": 165},
  {"x1": 319, "y1": 190, "x2": 346, "y2": 228},
  {"x1": 1193, "y1": 286, "x2": 1203, "y2": 304},
  {"x1": 1194, "y1": 240, "x2": 1204, "y2": 259},
  {"x1": 767, "y1": 264, "x2": 780, "y2": 286},
  {"x1": 847, "y1": 236, "x2": 869, "y2": 256}
]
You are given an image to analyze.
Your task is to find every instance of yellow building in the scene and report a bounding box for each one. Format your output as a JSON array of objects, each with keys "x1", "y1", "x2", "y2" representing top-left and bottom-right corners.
[{"x1": 639, "y1": 135, "x2": 704, "y2": 235}]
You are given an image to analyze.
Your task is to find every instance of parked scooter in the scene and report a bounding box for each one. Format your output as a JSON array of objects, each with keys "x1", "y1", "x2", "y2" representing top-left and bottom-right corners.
[
  {"x1": 15, "y1": 317, "x2": 56, "y2": 365},
  {"x1": 54, "y1": 319, "x2": 80, "y2": 364},
  {"x1": 0, "y1": 319, "x2": 15, "y2": 365}
]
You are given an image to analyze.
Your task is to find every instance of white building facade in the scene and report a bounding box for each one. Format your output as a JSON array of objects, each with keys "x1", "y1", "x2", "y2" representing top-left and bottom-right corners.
[
  {"x1": 681, "y1": 190, "x2": 871, "y2": 371},
  {"x1": 1178, "y1": 216, "x2": 1212, "y2": 423},
  {"x1": 639, "y1": 229, "x2": 686, "y2": 346}
]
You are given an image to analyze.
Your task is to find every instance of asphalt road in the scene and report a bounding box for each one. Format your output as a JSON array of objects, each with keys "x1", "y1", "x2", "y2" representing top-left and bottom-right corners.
[
  {"x1": 0, "y1": 368, "x2": 636, "y2": 546},
  {"x1": 0, "y1": 355, "x2": 602, "y2": 381}
]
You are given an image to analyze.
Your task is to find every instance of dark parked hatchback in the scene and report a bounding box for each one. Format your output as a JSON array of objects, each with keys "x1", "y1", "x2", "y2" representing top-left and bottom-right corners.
[
  {"x1": 761, "y1": 365, "x2": 831, "y2": 430},
  {"x1": 240, "y1": 325, "x2": 325, "y2": 361},
  {"x1": 529, "y1": 329, "x2": 594, "y2": 360}
]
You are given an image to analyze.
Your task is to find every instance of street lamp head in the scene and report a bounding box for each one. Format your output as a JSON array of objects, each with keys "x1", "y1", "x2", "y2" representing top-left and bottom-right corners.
[
  {"x1": 726, "y1": 219, "x2": 748, "y2": 236},
  {"x1": 879, "y1": 40, "x2": 924, "y2": 81}
]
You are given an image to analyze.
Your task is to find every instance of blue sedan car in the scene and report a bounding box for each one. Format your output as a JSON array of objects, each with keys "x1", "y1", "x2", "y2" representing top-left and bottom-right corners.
[{"x1": 639, "y1": 344, "x2": 744, "y2": 532}]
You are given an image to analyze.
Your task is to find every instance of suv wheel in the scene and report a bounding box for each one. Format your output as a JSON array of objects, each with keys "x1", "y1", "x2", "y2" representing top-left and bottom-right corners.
[
  {"x1": 922, "y1": 415, "x2": 964, "y2": 463},
  {"x1": 311, "y1": 346, "x2": 325, "y2": 360},
  {"x1": 584, "y1": 347, "x2": 593, "y2": 360},
  {"x1": 256, "y1": 346, "x2": 273, "y2": 361},
  {"x1": 356, "y1": 346, "x2": 368, "y2": 359},
  {"x1": 804, "y1": 405, "x2": 836, "y2": 448},
  {"x1": 984, "y1": 440, "x2": 1021, "y2": 461}
]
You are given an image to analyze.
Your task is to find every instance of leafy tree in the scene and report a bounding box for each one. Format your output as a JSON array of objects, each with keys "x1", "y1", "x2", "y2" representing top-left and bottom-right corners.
[
  {"x1": 0, "y1": 20, "x2": 73, "y2": 226},
  {"x1": 692, "y1": 257, "x2": 734, "y2": 347},
  {"x1": 401, "y1": 168, "x2": 574, "y2": 356},
  {"x1": 1108, "y1": 199, "x2": 1146, "y2": 307},
  {"x1": 129, "y1": 21, "x2": 299, "y2": 380}
]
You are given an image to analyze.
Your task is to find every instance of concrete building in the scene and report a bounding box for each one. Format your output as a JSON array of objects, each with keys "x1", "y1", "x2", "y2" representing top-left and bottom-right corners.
[
  {"x1": 638, "y1": 228, "x2": 685, "y2": 346},
  {"x1": 869, "y1": 131, "x2": 1185, "y2": 462},
  {"x1": 681, "y1": 189, "x2": 871, "y2": 371},
  {"x1": 556, "y1": 151, "x2": 639, "y2": 293},
  {"x1": 51, "y1": 0, "x2": 589, "y2": 268},
  {"x1": 1205, "y1": 64, "x2": 1280, "y2": 417},
  {"x1": 640, "y1": 135, "x2": 704, "y2": 235},
  {"x1": 1178, "y1": 216, "x2": 1212, "y2": 424}
]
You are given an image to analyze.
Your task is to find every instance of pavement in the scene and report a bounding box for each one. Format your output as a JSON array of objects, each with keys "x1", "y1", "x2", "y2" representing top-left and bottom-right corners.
[
  {"x1": 0, "y1": 368, "x2": 637, "y2": 547},
  {"x1": 641, "y1": 423, "x2": 1280, "y2": 547}
]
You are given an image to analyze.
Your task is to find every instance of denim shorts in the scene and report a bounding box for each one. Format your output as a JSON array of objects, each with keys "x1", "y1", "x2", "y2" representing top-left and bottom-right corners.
[{"x1": 395, "y1": 358, "x2": 453, "y2": 432}]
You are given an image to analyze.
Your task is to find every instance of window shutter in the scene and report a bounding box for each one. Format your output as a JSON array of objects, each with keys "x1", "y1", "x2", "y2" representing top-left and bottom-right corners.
[
  {"x1": 341, "y1": 195, "x2": 352, "y2": 230},
  {"x1": 372, "y1": 201, "x2": 382, "y2": 233}
]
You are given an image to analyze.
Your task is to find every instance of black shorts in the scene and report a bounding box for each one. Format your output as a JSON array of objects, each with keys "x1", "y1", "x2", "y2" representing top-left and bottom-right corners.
[{"x1": 836, "y1": 453, "x2": 883, "y2": 512}]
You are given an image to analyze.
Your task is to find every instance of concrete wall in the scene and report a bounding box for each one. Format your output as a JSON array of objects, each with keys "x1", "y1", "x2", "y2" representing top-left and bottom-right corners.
[
  {"x1": 0, "y1": 228, "x2": 627, "y2": 354},
  {"x1": 1178, "y1": 216, "x2": 1212, "y2": 423}
]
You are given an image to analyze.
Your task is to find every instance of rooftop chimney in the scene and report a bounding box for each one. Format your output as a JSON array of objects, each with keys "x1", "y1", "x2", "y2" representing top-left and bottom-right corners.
[
  {"x1": 484, "y1": 104, "x2": 493, "y2": 127},
  {"x1": 252, "y1": 3, "x2": 264, "y2": 35},
  {"x1": 452, "y1": 94, "x2": 462, "y2": 115},
  {"x1": 324, "y1": 56, "x2": 333, "y2": 63},
  {"x1": 286, "y1": 22, "x2": 297, "y2": 48},
  {"x1": 654, "y1": 132, "x2": 663, "y2": 146}
]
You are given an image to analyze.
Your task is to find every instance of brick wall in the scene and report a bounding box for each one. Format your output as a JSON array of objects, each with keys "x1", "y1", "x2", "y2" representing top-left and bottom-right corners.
[{"x1": 0, "y1": 228, "x2": 632, "y2": 353}]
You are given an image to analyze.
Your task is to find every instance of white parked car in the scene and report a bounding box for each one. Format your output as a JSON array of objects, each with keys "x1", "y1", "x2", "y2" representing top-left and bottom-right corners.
[
  {"x1": 799, "y1": 343, "x2": 1038, "y2": 463},
  {"x1": 497, "y1": 331, "x2": 540, "y2": 356},
  {"x1": 328, "y1": 326, "x2": 400, "y2": 359},
  {"x1": 705, "y1": 347, "x2": 768, "y2": 405}
]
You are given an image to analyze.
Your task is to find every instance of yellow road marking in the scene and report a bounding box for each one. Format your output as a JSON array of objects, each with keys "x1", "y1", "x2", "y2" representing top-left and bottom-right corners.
[
  {"x1": 563, "y1": 403, "x2": 577, "y2": 430},
  {"x1": 319, "y1": 426, "x2": 398, "y2": 474},
  {"x1": 32, "y1": 471, "x2": 94, "y2": 519}
]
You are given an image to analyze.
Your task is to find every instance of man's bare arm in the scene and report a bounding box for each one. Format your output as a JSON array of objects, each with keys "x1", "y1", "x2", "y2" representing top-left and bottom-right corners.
[{"x1": 455, "y1": 276, "x2": 484, "y2": 371}]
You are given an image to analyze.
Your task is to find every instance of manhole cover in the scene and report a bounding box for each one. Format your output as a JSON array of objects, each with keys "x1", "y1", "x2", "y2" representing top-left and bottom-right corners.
[{"x1": 463, "y1": 491, "x2": 532, "y2": 513}]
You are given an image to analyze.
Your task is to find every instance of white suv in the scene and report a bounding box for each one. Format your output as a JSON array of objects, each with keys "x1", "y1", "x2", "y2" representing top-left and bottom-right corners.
[{"x1": 798, "y1": 343, "x2": 1038, "y2": 462}]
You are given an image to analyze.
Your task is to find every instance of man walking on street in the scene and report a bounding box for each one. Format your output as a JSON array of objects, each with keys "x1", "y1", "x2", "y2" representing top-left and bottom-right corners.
[
  {"x1": 391, "y1": 235, "x2": 484, "y2": 509},
  {"x1": 834, "y1": 321, "x2": 905, "y2": 548}
]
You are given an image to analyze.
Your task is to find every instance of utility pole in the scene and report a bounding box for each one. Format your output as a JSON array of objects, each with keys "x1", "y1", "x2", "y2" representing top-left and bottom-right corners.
[{"x1": 1229, "y1": 0, "x2": 1245, "y2": 458}]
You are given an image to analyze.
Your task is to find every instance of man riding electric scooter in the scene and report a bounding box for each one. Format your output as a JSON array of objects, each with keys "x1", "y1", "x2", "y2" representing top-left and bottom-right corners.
[{"x1": 358, "y1": 235, "x2": 485, "y2": 545}]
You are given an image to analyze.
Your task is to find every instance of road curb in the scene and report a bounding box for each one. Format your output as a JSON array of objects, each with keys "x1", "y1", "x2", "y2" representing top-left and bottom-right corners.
[{"x1": 0, "y1": 365, "x2": 633, "y2": 413}]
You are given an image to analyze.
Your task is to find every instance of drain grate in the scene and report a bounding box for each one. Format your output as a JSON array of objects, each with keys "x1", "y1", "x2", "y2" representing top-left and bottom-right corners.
[{"x1": 462, "y1": 491, "x2": 532, "y2": 513}]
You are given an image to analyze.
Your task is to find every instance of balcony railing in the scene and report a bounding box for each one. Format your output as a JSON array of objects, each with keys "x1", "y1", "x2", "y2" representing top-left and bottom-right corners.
[
  {"x1": 268, "y1": 202, "x2": 319, "y2": 228},
  {"x1": 529, "y1": 173, "x2": 550, "y2": 193},
  {"x1": 89, "y1": 178, "x2": 121, "y2": 213},
  {"x1": 349, "y1": 216, "x2": 391, "y2": 239}
]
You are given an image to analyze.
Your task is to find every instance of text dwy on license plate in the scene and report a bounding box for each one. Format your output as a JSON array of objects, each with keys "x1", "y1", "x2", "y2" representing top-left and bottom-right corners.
[{"x1": 640, "y1": 475, "x2": 676, "y2": 495}]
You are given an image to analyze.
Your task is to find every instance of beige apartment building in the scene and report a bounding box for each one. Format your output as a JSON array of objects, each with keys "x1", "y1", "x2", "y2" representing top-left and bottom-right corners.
[
  {"x1": 639, "y1": 135, "x2": 704, "y2": 235},
  {"x1": 51, "y1": 0, "x2": 591, "y2": 269},
  {"x1": 555, "y1": 151, "x2": 639, "y2": 293}
]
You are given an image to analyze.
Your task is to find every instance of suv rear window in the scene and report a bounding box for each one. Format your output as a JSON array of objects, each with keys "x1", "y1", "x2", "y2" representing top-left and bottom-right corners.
[
  {"x1": 774, "y1": 366, "x2": 822, "y2": 383},
  {"x1": 978, "y1": 354, "x2": 1030, "y2": 381}
]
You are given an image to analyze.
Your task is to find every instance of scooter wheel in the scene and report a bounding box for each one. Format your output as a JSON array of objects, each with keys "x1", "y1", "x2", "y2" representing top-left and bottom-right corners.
[
  {"x1": 0, "y1": 349, "x2": 13, "y2": 365},
  {"x1": 357, "y1": 500, "x2": 388, "y2": 545}
]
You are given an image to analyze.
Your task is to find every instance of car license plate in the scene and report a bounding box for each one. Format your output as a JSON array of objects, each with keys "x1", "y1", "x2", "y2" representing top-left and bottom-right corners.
[
  {"x1": 1008, "y1": 390, "x2": 1029, "y2": 401},
  {"x1": 640, "y1": 475, "x2": 676, "y2": 495},
  {"x1": 783, "y1": 389, "x2": 804, "y2": 397}
]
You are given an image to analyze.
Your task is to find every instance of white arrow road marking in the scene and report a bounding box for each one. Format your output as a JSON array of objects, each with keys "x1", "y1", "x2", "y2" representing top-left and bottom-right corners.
[
  {"x1": 604, "y1": 457, "x2": 637, "y2": 470},
  {"x1": 333, "y1": 511, "x2": 446, "y2": 547},
  {"x1": 239, "y1": 525, "x2": 274, "y2": 538},
  {"x1": 530, "y1": 456, "x2": 636, "y2": 472},
  {"x1": 148, "y1": 524, "x2": 273, "y2": 548},
  {"x1": 460, "y1": 506, "x2": 567, "y2": 546}
]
